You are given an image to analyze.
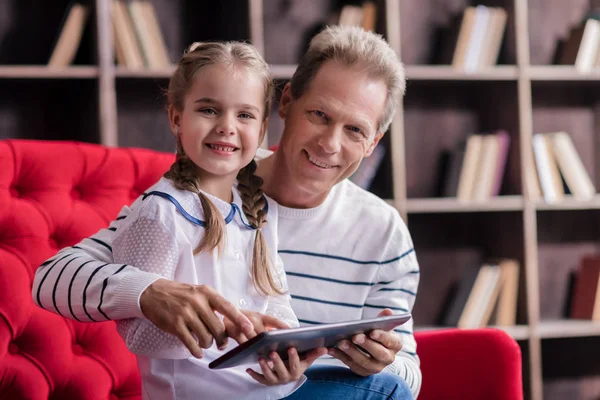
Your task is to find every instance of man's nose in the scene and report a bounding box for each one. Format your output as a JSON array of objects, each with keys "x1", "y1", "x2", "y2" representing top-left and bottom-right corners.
[{"x1": 317, "y1": 125, "x2": 342, "y2": 154}]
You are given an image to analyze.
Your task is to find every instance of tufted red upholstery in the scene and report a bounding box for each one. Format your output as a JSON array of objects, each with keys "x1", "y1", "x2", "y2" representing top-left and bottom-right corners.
[{"x1": 0, "y1": 139, "x2": 523, "y2": 399}]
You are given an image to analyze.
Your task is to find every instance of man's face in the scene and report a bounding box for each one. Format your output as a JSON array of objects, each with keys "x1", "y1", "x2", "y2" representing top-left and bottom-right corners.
[{"x1": 277, "y1": 61, "x2": 388, "y2": 201}]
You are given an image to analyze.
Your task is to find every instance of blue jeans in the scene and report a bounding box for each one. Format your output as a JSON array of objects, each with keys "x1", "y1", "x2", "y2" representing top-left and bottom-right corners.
[{"x1": 283, "y1": 365, "x2": 413, "y2": 400}]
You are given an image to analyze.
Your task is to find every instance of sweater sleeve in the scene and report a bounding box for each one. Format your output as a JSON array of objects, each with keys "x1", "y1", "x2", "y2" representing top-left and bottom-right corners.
[
  {"x1": 362, "y1": 211, "x2": 422, "y2": 399},
  {"x1": 264, "y1": 254, "x2": 299, "y2": 329},
  {"x1": 31, "y1": 205, "x2": 164, "y2": 322},
  {"x1": 112, "y1": 208, "x2": 193, "y2": 359}
]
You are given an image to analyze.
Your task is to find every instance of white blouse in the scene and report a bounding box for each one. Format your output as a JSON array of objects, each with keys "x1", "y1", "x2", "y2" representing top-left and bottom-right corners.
[{"x1": 113, "y1": 177, "x2": 302, "y2": 400}]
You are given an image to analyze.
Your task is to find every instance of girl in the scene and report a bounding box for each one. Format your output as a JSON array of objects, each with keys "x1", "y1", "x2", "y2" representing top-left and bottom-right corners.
[{"x1": 113, "y1": 42, "x2": 324, "y2": 400}]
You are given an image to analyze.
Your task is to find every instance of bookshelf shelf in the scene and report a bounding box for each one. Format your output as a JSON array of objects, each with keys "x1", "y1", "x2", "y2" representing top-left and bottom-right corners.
[
  {"x1": 534, "y1": 195, "x2": 600, "y2": 211},
  {"x1": 527, "y1": 66, "x2": 600, "y2": 81},
  {"x1": 539, "y1": 320, "x2": 600, "y2": 339},
  {"x1": 406, "y1": 196, "x2": 524, "y2": 213},
  {"x1": 405, "y1": 65, "x2": 519, "y2": 81},
  {"x1": 114, "y1": 67, "x2": 175, "y2": 79},
  {"x1": 415, "y1": 325, "x2": 530, "y2": 341},
  {"x1": 0, "y1": 66, "x2": 99, "y2": 79}
]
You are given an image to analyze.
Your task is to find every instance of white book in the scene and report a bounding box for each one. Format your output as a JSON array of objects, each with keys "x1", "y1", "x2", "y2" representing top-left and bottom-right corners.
[{"x1": 533, "y1": 134, "x2": 559, "y2": 203}]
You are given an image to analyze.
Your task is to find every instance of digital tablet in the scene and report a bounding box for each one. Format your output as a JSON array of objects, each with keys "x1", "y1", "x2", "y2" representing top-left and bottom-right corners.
[{"x1": 208, "y1": 313, "x2": 411, "y2": 369}]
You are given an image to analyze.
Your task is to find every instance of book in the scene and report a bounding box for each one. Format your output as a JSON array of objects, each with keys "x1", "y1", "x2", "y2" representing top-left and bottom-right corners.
[{"x1": 48, "y1": 1, "x2": 90, "y2": 67}]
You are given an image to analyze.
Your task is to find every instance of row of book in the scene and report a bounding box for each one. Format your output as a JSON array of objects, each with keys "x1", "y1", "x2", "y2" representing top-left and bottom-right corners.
[
  {"x1": 439, "y1": 130, "x2": 597, "y2": 203},
  {"x1": 439, "y1": 5, "x2": 507, "y2": 71},
  {"x1": 443, "y1": 258, "x2": 520, "y2": 328},
  {"x1": 570, "y1": 255, "x2": 600, "y2": 321},
  {"x1": 441, "y1": 131, "x2": 510, "y2": 201},
  {"x1": 529, "y1": 132, "x2": 596, "y2": 202},
  {"x1": 48, "y1": 0, "x2": 171, "y2": 69},
  {"x1": 558, "y1": 16, "x2": 600, "y2": 73}
]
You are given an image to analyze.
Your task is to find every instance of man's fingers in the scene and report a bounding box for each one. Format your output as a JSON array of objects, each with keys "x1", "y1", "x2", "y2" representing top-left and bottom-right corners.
[
  {"x1": 328, "y1": 348, "x2": 370, "y2": 376},
  {"x1": 336, "y1": 340, "x2": 385, "y2": 374},
  {"x1": 261, "y1": 315, "x2": 290, "y2": 330},
  {"x1": 300, "y1": 347, "x2": 328, "y2": 364},
  {"x1": 195, "y1": 306, "x2": 228, "y2": 347},
  {"x1": 185, "y1": 314, "x2": 214, "y2": 349},
  {"x1": 206, "y1": 287, "x2": 254, "y2": 335},
  {"x1": 175, "y1": 320, "x2": 203, "y2": 358},
  {"x1": 230, "y1": 332, "x2": 249, "y2": 345},
  {"x1": 354, "y1": 337, "x2": 394, "y2": 364},
  {"x1": 369, "y1": 329, "x2": 403, "y2": 352},
  {"x1": 377, "y1": 308, "x2": 394, "y2": 317}
]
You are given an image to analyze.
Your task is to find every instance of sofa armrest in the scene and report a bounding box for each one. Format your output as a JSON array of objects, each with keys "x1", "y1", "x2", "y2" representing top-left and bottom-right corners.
[{"x1": 415, "y1": 328, "x2": 523, "y2": 400}]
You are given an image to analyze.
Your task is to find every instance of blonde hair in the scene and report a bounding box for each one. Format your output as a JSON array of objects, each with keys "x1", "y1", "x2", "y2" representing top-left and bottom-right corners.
[
  {"x1": 290, "y1": 25, "x2": 405, "y2": 134},
  {"x1": 164, "y1": 41, "x2": 282, "y2": 296}
]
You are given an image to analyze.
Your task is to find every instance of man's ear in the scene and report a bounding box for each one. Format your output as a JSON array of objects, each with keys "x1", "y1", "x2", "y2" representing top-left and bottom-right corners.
[
  {"x1": 168, "y1": 104, "x2": 181, "y2": 136},
  {"x1": 278, "y1": 82, "x2": 293, "y2": 119},
  {"x1": 364, "y1": 133, "x2": 385, "y2": 157}
]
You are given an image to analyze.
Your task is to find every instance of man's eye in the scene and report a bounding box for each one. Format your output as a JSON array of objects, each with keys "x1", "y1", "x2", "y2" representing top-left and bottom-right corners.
[{"x1": 200, "y1": 108, "x2": 217, "y2": 115}]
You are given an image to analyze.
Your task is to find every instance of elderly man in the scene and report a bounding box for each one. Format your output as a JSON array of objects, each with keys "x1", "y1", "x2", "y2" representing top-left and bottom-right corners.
[{"x1": 33, "y1": 25, "x2": 420, "y2": 400}]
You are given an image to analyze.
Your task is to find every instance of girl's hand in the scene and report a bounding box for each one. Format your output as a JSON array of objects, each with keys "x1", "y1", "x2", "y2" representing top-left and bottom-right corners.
[
  {"x1": 246, "y1": 347, "x2": 327, "y2": 386},
  {"x1": 224, "y1": 309, "x2": 290, "y2": 345}
]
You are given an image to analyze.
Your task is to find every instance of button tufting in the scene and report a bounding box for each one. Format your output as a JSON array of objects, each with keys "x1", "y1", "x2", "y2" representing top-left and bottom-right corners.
[
  {"x1": 71, "y1": 187, "x2": 82, "y2": 200},
  {"x1": 8, "y1": 342, "x2": 19, "y2": 354},
  {"x1": 110, "y1": 394, "x2": 119, "y2": 400},
  {"x1": 130, "y1": 190, "x2": 140, "y2": 199},
  {"x1": 10, "y1": 186, "x2": 19, "y2": 198},
  {"x1": 72, "y1": 344, "x2": 84, "y2": 355}
]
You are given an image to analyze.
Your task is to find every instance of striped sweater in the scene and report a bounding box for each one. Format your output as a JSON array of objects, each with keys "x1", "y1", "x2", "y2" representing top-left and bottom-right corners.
[{"x1": 32, "y1": 178, "x2": 421, "y2": 397}]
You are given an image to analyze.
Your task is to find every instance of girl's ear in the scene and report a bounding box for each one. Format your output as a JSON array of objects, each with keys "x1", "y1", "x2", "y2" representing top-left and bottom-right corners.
[
  {"x1": 277, "y1": 82, "x2": 293, "y2": 119},
  {"x1": 168, "y1": 104, "x2": 181, "y2": 136}
]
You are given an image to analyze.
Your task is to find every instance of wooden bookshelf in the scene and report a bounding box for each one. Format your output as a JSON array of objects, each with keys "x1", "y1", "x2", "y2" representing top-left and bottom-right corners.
[
  {"x1": 534, "y1": 194, "x2": 600, "y2": 210},
  {"x1": 527, "y1": 65, "x2": 600, "y2": 81},
  {"x1": 539, "y1": 320, "x2": 600, "y2": 339},
  {"x1": 0, "y1": 66, "x2": 99, "y2": 78},
  {"x1": 416, "y1": 324, "x2": 531, "y2": 341},
  {"x1": 3, "y1": 0, "x2": 600, "y2": 399},
  {"x1": 114, "y1": 67, "x2": 175, "y2": 78},
  {"x1": 405, "y1": 65, "x2": 519, "y2": 81},
  {"x1": 406, "y1": 195, "x2": 524, "y2": 213}
]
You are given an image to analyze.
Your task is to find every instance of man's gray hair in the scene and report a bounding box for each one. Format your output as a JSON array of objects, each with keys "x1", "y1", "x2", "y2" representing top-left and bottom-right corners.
[{"x1": 290, "y1": 25, "x2": 405, "y2": 134}]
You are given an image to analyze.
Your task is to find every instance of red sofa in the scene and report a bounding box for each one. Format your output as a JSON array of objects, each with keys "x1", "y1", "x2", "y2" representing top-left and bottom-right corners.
[{"x1": 0, "y1": 139, "x2": 523, "y2": 399}]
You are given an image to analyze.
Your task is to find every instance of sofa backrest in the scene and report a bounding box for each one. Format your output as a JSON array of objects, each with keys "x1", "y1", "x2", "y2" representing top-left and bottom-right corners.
[{"x1": 0, "y1": 139, "x2": 174, "y2": 399}]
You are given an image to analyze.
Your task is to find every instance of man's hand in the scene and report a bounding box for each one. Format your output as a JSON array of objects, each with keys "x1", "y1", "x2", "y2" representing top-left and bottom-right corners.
[
  {"x1": 224, "y1": 309, "x2": 291, "y2": 344},
  {"x1": 328, "y1": 309, "x2": 403, "y2": 376},
  {"x1": 139, "y1": 279, "x2": 254, "y2": 358}
]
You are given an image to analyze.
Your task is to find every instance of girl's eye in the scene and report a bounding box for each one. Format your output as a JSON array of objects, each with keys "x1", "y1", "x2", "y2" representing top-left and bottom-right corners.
[
  {"x1": 199, "y1": 108, "x2": 217, "y2": 115},
  {"x1": 239, "y1": 112, "x2": 254, "y2": 119}
]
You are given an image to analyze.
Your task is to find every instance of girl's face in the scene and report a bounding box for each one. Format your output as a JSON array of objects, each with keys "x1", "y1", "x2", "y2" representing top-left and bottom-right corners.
[{"x1": 171, "y1": 63, "x2": 266, "y2": 181}]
